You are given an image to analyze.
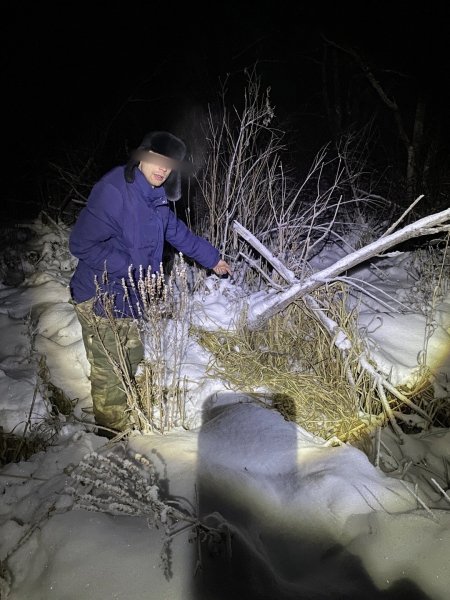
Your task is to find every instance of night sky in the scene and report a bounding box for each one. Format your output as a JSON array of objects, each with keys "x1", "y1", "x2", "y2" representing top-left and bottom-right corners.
[{"x1": 2, "y1": 1, "x2": 450, "y2": 216}]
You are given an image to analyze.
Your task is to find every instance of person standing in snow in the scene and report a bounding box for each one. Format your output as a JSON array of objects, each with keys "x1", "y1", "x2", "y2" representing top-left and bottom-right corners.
[{"x1": 68, "y1": 130, "x2": 231, "y2": 435}]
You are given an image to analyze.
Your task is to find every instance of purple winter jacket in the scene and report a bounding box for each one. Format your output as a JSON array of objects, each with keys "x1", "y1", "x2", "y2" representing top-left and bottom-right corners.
[{"x1": 69, "y1": 166, "x2": 219, "y2": 317}]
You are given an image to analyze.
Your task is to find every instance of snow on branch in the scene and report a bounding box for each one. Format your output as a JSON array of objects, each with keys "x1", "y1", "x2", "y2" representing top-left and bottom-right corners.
[
  {"x1": 66, "y1": 445, "x2": 230, "y2": 580},
  {"x1": 232, "y1": 209, "x2": 447, "y2": 434},
  {"x1": 234, "y1": 206, "x2": 450, "y2": 327}
]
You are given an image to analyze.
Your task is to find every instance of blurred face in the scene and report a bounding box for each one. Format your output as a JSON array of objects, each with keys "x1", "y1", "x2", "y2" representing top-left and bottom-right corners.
[{"x1": 139, "y1": 151, "x2": 175, "y2": 187}]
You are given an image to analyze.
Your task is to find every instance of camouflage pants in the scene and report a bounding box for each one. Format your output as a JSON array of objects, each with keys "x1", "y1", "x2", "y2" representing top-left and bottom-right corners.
[{"x1": 73, "y1": 299, "x2": 144, "y2": 431}]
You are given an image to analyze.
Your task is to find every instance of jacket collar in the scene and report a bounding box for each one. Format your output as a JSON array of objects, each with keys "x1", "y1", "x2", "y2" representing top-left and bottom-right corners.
[{"x1": 134, "y1": 169, "x2": 168, "y2": 204}]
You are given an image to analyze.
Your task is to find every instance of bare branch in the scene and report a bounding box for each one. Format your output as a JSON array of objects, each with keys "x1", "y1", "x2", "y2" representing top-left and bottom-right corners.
[
  {"x1": 381, "y1": 195, "x2": 424, "y2": 237},
  {"x1": 234, "y1": 207, "x2": 450, "y2": 327}
]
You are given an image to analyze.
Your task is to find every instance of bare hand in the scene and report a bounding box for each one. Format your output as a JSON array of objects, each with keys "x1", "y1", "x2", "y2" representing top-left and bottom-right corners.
[{"x1": 212, "y1": 259, "x2": 232, "y2": 277}]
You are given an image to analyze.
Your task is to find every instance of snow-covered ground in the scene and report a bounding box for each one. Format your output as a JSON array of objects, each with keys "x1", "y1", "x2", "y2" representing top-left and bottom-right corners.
[{"x1": 0, "y1": 215, "x2": 449, "y2": 599}]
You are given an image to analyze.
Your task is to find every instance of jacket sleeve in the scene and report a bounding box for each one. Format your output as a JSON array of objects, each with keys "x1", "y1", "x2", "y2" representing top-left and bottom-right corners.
[
  {"x1": 165, "y1": 209, "x2": 220, "y2": 269},
  {"x1": 69, "y1": 181, "x2": 131, "y2": 275}
]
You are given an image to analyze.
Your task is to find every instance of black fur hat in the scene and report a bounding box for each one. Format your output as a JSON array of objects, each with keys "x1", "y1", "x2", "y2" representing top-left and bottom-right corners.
[{"x1": 124, "y1": 131, "x2": 190, "y2": 201}]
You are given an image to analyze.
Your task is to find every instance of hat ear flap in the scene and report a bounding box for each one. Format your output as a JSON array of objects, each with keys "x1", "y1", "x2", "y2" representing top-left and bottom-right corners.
[
  {"x1": 164, "y1": 171, "x2": 182, "y2": 202},
  {"x1": 125, "y1": 159, "x2": 139, "y2": 183}
]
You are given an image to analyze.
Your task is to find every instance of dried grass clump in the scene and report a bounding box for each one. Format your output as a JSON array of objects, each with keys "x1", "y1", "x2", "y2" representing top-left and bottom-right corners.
[
  {"x1": 396, "y1": 368, "x2": 450, "y2": 429},
  {"x1": 135, "y1": 359, "x2": 188, "y2": 434},
  {"x1": 195, "y1": 284, "x2": 378, "y2": 442},
  {"x1": 0, "y1": 429, "x2": 49, "y2": 466},
  {"x1": 0, "y1": 356, "x2": 74, "y2": 465}
]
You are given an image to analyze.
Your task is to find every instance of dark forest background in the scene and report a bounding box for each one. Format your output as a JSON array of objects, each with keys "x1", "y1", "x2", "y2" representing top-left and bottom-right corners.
[{"x1": 2, "y1": 1, "x2": 450, "y2": 222}]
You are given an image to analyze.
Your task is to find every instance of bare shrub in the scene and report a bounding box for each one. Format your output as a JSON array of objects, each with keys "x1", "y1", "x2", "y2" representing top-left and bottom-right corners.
[
  {"x1": 396, "y1": 233, "x2": 450, "y2": 428},
  {"x1": 66, "y1": 443, "x2": 230, "y2": 581},
  {"x1": 191, "y1": 69, "x2": 391, "y2": 292},
  {"x1": 131, "y1": 254, "x2": 193, "y2": 432},
  {"x1": 89, "y1": 254, "x2": 197, "y2": 434}
]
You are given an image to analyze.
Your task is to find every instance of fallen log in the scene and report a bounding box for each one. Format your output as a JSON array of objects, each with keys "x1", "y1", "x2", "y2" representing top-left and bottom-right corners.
[
  {"x1": 233, "y1": 206, "x2": 450, "y2": 328},
  {"x1": 232, "y1": 207, "x2": 449, "y2": 437}
]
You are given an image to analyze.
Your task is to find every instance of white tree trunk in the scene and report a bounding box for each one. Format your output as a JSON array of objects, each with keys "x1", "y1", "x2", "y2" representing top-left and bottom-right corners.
[
  {"x1": 234, "y1": 206, "x2": 450, "y2": 328},
  {"x1": 232, "y1": 209, "x2": 447, "y2": 433}
]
